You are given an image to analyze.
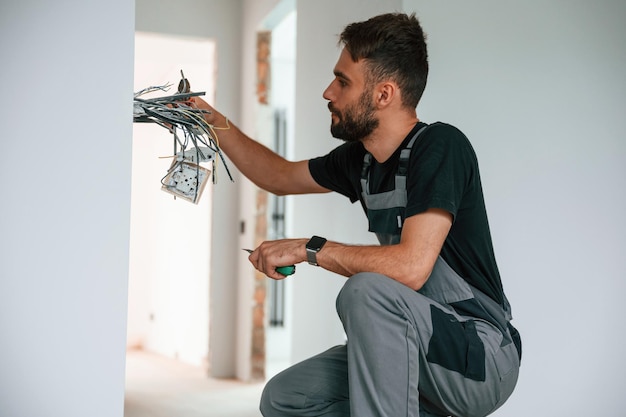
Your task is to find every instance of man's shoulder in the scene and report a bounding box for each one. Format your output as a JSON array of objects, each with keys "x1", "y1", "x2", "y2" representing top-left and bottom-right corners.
[
  {"x1": 423, "y1": 122, "x2": 467, "y2": 140},
  {"x1": 419, "y1": 122, "x2": 475, "y2": 153}
]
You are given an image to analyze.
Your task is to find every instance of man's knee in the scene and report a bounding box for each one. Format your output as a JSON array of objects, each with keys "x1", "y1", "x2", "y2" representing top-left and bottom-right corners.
[
  {"x1": 259, "y1": 381, "x2": 274, "y2": 416},
  {"x1": 259, "y1": 371, "x2": 305, "y2": 417},
  {"x1": 336, "y1": 272, "x2": 391, "y2": 318},
  {"x1": 260, "y1": 374, "x2": 286, "y2": 416}
]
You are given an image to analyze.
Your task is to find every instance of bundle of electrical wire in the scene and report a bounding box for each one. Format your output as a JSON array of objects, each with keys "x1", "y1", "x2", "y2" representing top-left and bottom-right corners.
[{"x1": 133, "y1": 83, "x2": 233, "y2": 184}]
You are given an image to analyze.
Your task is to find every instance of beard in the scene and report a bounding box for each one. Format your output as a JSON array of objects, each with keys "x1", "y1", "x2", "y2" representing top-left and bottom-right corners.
[{"x1": 329, "y1": 89, "x2": 379, "y2": 142}]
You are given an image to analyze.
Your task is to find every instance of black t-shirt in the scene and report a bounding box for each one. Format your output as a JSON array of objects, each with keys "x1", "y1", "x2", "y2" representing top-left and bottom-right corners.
[{"x1": 308, "y1": 122, "x2": 505, "y2": 305}]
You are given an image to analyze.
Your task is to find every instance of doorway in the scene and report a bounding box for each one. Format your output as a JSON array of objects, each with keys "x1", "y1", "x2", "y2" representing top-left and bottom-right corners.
[{"x1": 127, "y1": 32, "x2": 216, "y2": 367}]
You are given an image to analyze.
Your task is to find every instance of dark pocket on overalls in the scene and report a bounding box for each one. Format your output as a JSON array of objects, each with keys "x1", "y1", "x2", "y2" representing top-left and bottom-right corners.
[{"x1": 426, "y1": 305, "x2": 486, "y2": 382}]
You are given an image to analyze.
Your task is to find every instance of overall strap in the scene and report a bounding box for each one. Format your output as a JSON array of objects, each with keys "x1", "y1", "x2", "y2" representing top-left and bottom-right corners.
[
  {"x1": 360, "y1": 124, "x2": 430, "y2": 195},
  {"x1": 398, "y1": 124, "x2": 430, "y2": 175},
  {"x1": 360, "y1": 154, "x2": 373, "y2": 194},
  {"x1": 395, "y1": 124, "x2": 430, "y2": 190}
]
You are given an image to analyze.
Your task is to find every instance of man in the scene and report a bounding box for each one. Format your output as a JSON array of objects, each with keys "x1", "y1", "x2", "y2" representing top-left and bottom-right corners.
[{"x1": 190, "y1": 12, "x2": 520, "y2": 417}]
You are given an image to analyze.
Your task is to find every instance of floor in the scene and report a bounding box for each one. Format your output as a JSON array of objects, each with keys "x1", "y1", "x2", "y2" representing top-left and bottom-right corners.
[{"x1": 124, "y1": 350, "x2": 266, "y2": 417}]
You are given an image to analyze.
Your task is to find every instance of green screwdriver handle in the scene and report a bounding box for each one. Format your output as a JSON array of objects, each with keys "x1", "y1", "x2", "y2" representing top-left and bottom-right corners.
[{"x1": 242, "y1": 249, "x2": 296, "y2": 276}]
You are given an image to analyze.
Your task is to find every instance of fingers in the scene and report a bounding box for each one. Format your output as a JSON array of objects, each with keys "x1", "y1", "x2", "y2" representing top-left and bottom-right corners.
[
  {"x1": 247, "y1": 246, "x2": 283, "y2": 280},
  {"x1": 187, "y1": 96, "x2": 221, "y2": 125},
  {"x1": 189, "y1": 96, "x2": 211, "y2": 110},
  {"x1": 247, "y1": 240, "x2": 303, "y2": 280}
]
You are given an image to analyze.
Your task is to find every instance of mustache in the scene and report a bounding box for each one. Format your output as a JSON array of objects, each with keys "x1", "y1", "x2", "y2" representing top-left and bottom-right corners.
[{"x1": 328, "y1": 102, "x2": 338, "y2": 113}]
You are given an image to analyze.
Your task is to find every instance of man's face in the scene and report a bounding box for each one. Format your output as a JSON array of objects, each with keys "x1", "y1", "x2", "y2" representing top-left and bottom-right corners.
[{"x1": 324, "y1": 49, "x2": 379, "y2": 142}]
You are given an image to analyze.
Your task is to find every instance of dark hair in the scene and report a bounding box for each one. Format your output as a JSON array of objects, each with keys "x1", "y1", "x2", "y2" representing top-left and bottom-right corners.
[{"x1": 339, "y1": 12, "x2": 428, "y2": 109}]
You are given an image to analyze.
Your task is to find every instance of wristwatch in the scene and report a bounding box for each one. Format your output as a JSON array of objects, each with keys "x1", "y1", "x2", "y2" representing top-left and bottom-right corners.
[{"x1": 306, "y1": 235, "x2": 327, "y2": 266}]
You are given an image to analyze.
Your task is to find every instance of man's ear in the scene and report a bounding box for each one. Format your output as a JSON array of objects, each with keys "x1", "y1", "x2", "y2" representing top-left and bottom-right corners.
[{"x1": 375, "y1": 82, "x2": 397, "y2": 108}]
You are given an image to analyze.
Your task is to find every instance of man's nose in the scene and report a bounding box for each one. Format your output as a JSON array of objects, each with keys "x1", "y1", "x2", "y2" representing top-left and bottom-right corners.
[{"x1": 322, "y1": 82, "x2": 334, "y2": 101}]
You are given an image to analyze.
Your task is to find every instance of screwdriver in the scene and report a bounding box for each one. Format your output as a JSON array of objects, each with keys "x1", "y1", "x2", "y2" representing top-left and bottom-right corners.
[{"x1": 242, "y1": 249, "x2": 296, "y2": 276}]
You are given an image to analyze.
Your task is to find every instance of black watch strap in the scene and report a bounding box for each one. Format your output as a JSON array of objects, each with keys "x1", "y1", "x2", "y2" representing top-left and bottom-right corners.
[{"x1": 306, "y1": 235, "x2": 327, "y2": 266}]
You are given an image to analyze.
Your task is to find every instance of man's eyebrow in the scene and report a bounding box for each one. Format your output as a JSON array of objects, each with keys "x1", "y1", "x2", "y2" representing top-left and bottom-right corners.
[{"x1": 334, "y1": 70, "x2": 350, "y2": 82}]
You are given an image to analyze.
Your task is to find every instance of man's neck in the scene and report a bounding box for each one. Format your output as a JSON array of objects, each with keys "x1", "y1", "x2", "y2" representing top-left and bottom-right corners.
[{"x1": 362, "y1": 116, "x2": 420, "y2": 163}]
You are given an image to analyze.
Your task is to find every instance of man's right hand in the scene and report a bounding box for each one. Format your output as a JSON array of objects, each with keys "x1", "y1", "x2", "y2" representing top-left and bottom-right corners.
[{"x1": 187, "y1": 96, "x2": 228, "y2": 128}]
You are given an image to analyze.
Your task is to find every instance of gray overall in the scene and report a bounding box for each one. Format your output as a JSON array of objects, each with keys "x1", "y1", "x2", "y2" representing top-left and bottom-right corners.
[{"x1": 260, "y1": 127, "x2": 521, "y2": 417}]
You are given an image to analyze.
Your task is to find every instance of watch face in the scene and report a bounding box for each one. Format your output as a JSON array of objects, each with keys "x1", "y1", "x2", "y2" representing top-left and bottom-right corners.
[{"x1": 307, "y1": 236, "x2": 326, "y2": 251}]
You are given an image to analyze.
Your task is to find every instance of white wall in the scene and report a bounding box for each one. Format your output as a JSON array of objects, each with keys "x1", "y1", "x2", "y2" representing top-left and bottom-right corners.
[
  {"x1": 406, "y1": 1, "x2": 626, "y2": 415},
  {"x1": 0, "y1": 1, "x2": 134, "y2": 416}
]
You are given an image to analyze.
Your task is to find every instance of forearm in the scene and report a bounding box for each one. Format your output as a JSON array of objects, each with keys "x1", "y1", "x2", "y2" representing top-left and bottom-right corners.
[
  {"x1": 191, "y1": 97, "x2": 324, "y2": 195},
  {"x1": 315, "y1": 210, "x2": 452, "y2": 290},
  {"x1": 202, "y1": 110, "x2": 292, "y2": 194},
  {"x1": 250, "y1": 237, "x2": 431, "y2": 288},
  {"x1": 219, "y1": 123, "x2": 294, "y2": 194},
  {"x1": 250, "y1": 210, "x2": 450, "y2": 287},
  {"x1": 316, "y1": 241, "x2": 432, "y2": 290}
]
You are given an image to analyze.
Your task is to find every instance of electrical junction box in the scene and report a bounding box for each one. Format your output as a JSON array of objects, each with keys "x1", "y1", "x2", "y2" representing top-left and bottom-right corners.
[{"x1": 161, "y1": 160, "x2": 211, "y2": 204}]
